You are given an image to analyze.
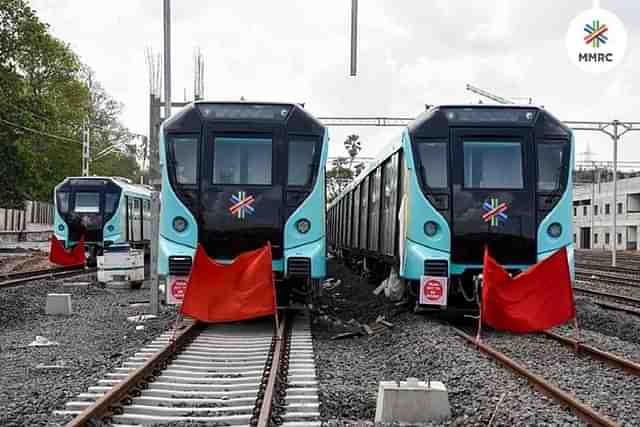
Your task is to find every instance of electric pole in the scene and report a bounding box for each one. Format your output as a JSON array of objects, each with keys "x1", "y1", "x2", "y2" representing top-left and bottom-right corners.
[{"x1": 81, "y1": 124, "x2": 90, "y2": 176}]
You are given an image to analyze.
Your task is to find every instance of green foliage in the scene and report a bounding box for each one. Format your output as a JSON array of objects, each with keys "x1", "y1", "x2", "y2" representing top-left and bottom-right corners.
[
  {"x1": 326, "y1": 135, "x2": 365, "y2": 203},
  {"x1": 0, "y1": 0, "x2": 141, "y2": 206}
]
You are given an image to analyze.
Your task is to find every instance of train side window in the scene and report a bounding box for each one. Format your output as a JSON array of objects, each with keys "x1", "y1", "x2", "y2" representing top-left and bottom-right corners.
[
  {"x1": 57, "y1": 192, "x2": 70, "y2": 214},
  {"x1": 537, "y1": 142, "x2": 566, "y2": 192},
  {"x1": 416, "y1": 141, "x2": 447, "y2": 189},
  {"x1": 170, "y1": 136, "x2": 198, "y2": 185},
  {"x1": 143, "y1": 200, "x2": 151, "y2": 218},
  {"x1": 105, "y1": 193, "x2": 119, "y2": 215},
  {"x1": 288, "y1": 138, "x2": 317, "y2": 186},
  {"x1": 213, "y1": 136, "x2": 272, "y2": 185}
]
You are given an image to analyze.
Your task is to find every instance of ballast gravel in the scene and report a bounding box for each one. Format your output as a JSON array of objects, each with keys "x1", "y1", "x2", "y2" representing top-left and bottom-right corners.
[
  {"x1": 0, "y1": 277, "x2": 176, "y2": 427},
  {"x1": 484, "y1": 330, "x2": 640, "y2": 426},
  {"x1": 313, "y1": 261, "x2": 583, "y2": 426}
]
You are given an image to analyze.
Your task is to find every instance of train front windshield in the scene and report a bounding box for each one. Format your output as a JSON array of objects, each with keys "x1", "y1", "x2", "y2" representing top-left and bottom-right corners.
[{"x1": 74, "y1": 192, "x2": 100, "y2": 213}]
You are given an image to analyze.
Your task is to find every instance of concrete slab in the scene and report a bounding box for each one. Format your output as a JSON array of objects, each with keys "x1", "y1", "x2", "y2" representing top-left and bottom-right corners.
[
  {"x1": 45, "y1": 293, "x2": 73, "y2": 315},
  {"x1": 374, "y1": 378, "x2": 451, "y2": 424}
]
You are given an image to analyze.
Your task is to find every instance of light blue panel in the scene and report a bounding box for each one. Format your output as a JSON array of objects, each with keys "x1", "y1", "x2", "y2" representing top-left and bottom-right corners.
[
  {"x1": 103, "y1": 193, "x2": 124, "y2": 244},
  {"x1": 158, "y1": 235, "x2": 196, "y2": 276},
  {"x1": 403, "y1": 130, "x2": 451, "y2": 253},
  {"x1": 400, "y1": 129, "x2": 451, "y2": 278},
  {"x1": 537, "y1": 133, "x2": 575, "y2": 276},
  {"x1": 285, "y1": 237, "x2": 326, "y2": 278},
  {"x1": 404, "y1": 239, "x2": 449, "y2": 280},
  {"x1": 53, "y1": 209, "x2": 68, "y2": 243},
  {"x1": 283, "y1": 130, "x2": 328, "y2": 278},
  {"x1": 158, "y1": 125, "x2": 199, "y2": 273}
]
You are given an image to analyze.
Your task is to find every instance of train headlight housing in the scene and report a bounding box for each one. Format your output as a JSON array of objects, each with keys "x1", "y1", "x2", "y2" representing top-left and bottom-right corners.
[
  {"x1": 548, "y1": 222, "x2": 562, "y2": 238},
  {"x1": 58, "y1": 224, "x2": 65, "y2": 232},
  {"x1": 173, "y1": 217, "x2": 188, "y2": 233},
  {"x1": 424, "y1": 221, "x2": 438, "y2": 237},
  {"x1": 106, "y1": 225, "x2": 115, "y2": 233},
  {"x1": 296, "y1": 219, "x2": 311, "y2": 234}
]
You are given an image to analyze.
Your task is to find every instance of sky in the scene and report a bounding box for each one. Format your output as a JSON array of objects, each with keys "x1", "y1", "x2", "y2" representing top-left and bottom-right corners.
[{"x1": 30, "y1": 0, "x2": 640, "y2": 165}]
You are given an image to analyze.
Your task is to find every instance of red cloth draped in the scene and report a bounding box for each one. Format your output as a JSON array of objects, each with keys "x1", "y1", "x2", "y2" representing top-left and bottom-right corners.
[
  {"x1": 49, "y1": 235, "x2": 86, "y2": 266},
  {"x1": 180, "y1": 243, "x2": 276, "y2": 323},
  {"x1": 481, "y1": 246, "x2": 575, "y2": 333}
]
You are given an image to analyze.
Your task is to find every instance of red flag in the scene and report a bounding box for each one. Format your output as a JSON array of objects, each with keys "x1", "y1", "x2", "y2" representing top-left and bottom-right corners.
[
  {"x1": 481, "y1": 246, "x2": 575, "y2": 333},
  {"x1": 180, "y1": 243, "x2": 276, "y2": 323},
  {"x1": 49, "y1": 235, "x2": 86, "y2": 266}
]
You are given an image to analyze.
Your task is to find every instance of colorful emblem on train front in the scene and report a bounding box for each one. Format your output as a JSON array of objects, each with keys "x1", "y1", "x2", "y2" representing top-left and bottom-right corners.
[
  {"x1": 229, "y1": 191, "x2": 255, "y2": 219},
  {"x1": 482, "y1": 198, "x2": 508, "y2": 226}
]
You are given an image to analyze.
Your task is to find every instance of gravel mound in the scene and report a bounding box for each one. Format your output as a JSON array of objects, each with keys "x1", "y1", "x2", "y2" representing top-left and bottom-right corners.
[
  {"x1": 0, "y1": 278, "x2": 177, "y2": 427},
  {"x1": 313, "y1": 261, "x2": 582, "y2": 426}
]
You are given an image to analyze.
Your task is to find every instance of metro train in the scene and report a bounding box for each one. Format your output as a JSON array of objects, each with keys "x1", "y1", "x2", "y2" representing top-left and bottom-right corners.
[
  {"x1": 158, "y1": 101, "x2": 328, "y2": 304},
  {"x1": 327, "y1": 105, "x2": 574, "y2": 313},
  {"x1": 53, "y1": 176, "x2": 152, "y2": 262}
]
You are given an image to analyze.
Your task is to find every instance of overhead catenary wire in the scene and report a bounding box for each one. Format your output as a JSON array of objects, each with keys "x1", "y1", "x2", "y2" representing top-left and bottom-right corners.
[{"x1": 0, "y1": 117, "x2": 82, "y2": 145}]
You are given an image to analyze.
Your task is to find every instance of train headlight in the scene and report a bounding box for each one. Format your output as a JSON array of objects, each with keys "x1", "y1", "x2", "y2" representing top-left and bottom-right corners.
[
  {"x1": 107, "y1": 225, "x2": 115, "y2": 233},
  {"x1": 548, "y1": 222, "x2": 562, "y2": 238},
  {"x1": 173, "y1": 217, "x2": 188, "y2": 233},
  {"x1": 424, "y1": 221, "x2": 438, "y2": 237},
  {"x1": 296, "y1": 219, "x2": 311, "y2": 234},
  {"x1": 58, "y1": 224, "x2": 65, "y2": 232}
]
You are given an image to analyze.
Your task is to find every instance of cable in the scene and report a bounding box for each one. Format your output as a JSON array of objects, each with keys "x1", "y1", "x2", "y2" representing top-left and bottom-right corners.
[{"x1": 0, "y1": 117, "x2": 82, "y2": 145}]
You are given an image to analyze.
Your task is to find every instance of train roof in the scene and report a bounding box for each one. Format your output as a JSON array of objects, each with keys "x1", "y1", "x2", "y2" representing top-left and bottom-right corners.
[
  {"x1": 328, "y1": 104, "x2": 572, "y2": 208},
  {"x1": 162, "y1": 100, "x2": 325, "y2": 135},
  {"x1": 56, "y1": 176, "x2": 152, "y2": 197}
]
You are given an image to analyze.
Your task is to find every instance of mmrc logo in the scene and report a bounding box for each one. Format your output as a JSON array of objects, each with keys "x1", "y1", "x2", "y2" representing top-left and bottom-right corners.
[
  {"x1": 584, "y1": 20, "x2": 608, "y2": 48},
  {"x1": 482, "y1": 198, "x2": 508, "y2": 227},
  {"x1": 566, "y1": 8, "x2": 626, "y2": 73}
]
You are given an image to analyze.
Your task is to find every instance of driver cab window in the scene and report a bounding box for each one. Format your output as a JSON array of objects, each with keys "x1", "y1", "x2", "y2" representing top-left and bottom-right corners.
[
  {"x1": 538, "y1": 142, "x2": 566, "y2": 191},
  {"x1": 170, "y1": 136, "x2": 198, "y2": 185}
]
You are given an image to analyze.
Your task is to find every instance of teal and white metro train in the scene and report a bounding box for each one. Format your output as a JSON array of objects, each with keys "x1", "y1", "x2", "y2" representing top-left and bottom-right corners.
[
  {"x1": 53, "y1": 176, "x2": 152, "y2": 262},
  {"x1": 158, "y1": 101, "x2": 328, "y2": 304},
  {"x1": 327, "y1": 105, "x2": 574, "y2": 313}
]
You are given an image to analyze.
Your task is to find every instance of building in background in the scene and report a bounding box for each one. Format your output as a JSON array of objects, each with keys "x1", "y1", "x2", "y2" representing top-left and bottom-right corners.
[{"x1": 573, "y1": 176, "x2": 640, "y2": 251}]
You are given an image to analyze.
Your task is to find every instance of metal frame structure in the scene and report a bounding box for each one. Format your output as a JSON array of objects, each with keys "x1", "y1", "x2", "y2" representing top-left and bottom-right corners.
[{"x1": 318, "y1": 113, "x2": 640, "y2": 267}]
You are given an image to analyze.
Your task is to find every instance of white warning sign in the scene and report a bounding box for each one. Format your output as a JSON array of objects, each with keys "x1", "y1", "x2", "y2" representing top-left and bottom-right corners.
[
  {"x1": 420, "y1": 276, "x2": 448, "y2": 306},
  {"x1": 167, "y1": 276, "x2": 188, "y2": 305}
]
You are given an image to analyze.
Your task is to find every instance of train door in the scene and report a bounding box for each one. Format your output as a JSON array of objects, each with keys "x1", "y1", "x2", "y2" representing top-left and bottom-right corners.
[
  {"x1": 201, "y1": 126, "x2": 285, "y2": 260},
  {"x1": 450, "y1": 127, "x2": 536, "y2": 265}
]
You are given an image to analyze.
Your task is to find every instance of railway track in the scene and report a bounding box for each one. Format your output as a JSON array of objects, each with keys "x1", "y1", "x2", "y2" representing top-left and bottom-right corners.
[
  {"x1": 0, "y1": 265, "x2": 94, "y2": 289},
  {"x1": 57, "y1": 310, "x2": 319, "y2": 426},
  {"x1": 574, "y1": 281, "x2": 640, "y2": 305},
  {"x1": 453, "y1": 325, "x2": 640, "y2": 427}
]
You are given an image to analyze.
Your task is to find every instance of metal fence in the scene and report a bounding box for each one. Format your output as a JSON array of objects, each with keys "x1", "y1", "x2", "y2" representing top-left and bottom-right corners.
[{"x1": 0, "y1": 201, "x2": 54, "y2": 232}]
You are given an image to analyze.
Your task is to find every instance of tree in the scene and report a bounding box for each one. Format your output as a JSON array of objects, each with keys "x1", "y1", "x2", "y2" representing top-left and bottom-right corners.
[{"x1": 0, "y1": 1, "x2": 140, "y2": 206}]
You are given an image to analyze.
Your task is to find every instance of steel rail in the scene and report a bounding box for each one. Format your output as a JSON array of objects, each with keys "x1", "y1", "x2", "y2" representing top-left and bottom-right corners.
[
  {"x1": 65, "y1": 321, "x2": 202, "y2": 427},
  {"x1": 0, "y1": 266, "x2": 94, "y2": 289},
  {"x1": 257, "y1": 312, "x2": 288, "y2": 427},
  {"x1": 594, "y1": 300, "x2": 640, "y2": 316},
  {"x1": 452, "y1": 327, "x2": 618, "y2": 427},
  {"x1": 573, "y1": 285, "x2": 640, "y2": 306},
  {"x1": 543, "y1": 331, "x2": 640, "y2": 376}
]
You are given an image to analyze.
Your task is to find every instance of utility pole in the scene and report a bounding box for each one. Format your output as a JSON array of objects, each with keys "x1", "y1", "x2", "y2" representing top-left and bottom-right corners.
[
  {"x1": 81, "y1": 124, "x2": 90, "y2": 176},
  {"x1": 148, "y1": 0, "x2": 172, "y2": 314},
  {"x1": 350, "y1": 0, "x2": 358, "y2": 76}
]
